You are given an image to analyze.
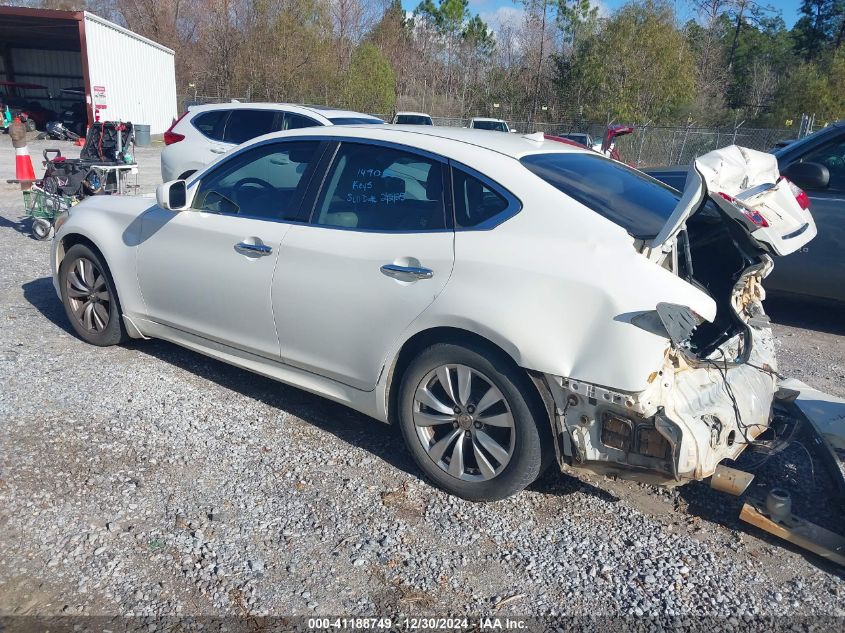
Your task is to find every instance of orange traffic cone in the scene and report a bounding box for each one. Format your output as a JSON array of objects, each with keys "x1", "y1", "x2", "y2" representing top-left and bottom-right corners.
[{"x1": 9, "y1": 117, "x2": 35, "y2": 190}]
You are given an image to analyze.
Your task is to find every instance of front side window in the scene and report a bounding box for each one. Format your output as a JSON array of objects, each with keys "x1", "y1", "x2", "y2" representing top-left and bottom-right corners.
[
  {"x1": 223, "y1": 109, "x2": 278, "y2": 145},
  {"x1": 521, "y1": 152, "x2": 681, "y2": 239},
  {"x1": 193, "y1": 110, "x2": 228, "y2": 141},
  {"x1": 193, "y1": 141, "x2": 321, "y2": 220},
  {"x1": 452, "y1": 168, "x2": 511, "y2": 228},
  {"x1": 312, "y1": 142, "x2": 446, "y2": 231}
]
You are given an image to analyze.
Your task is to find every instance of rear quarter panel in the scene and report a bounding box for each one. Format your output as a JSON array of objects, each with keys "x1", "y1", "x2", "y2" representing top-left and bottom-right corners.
[{"x1": 392, "y1": 159, "x2": 717, "y2": 393}]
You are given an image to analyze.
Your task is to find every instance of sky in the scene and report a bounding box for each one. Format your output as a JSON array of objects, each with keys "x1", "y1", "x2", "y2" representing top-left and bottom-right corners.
[{"x1": 400, "y1": 0, "x2": 805, "y2": 32}]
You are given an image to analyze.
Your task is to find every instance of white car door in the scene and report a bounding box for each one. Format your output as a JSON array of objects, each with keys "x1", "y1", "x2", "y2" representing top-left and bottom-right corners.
[
  {"x1": 272, "y1": 141, "x2": 455, "y2": 390},
  {"x1": 137, "y1": 139, "x2": 326, "y2": 358}
]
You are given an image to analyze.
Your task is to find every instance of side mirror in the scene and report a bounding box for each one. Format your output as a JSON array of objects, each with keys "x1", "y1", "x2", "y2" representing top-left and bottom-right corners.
[
  {"x1": 782, "y1": 161, "x2": 829, "y2": 191},
  {"x1": 156, "y1": 179, "x2": 188, "y2": 211}
]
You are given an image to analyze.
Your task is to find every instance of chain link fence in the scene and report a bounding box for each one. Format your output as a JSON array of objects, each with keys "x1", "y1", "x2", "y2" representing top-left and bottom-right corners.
[{"x1": 178, "y1": 95, "x2": 797, "y2": 168}]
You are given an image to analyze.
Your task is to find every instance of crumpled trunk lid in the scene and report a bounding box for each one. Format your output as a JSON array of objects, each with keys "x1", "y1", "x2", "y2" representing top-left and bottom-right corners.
[{"x1": 648, "y1": 145, "x2": 817, "y2": 256}]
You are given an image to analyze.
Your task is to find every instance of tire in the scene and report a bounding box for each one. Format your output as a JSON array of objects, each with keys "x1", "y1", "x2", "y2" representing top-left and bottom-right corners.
[
  {"x1": 25, "y1": 118, "x2": 37, "y2": 132},
  {"x1": 59, "y1": 244, "x2": 128, "y2": 346},
  {"x1": 397, "y1": 341, "x2": 549, "y2": 501},
  {"x1": 31, "y1": 218, "x2": 54, "y2": 241}
]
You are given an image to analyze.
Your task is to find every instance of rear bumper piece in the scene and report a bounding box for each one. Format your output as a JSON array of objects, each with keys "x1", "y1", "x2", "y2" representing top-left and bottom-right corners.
[{"x1": 544, "y1": 325, "x2": 778, "y2": 485}]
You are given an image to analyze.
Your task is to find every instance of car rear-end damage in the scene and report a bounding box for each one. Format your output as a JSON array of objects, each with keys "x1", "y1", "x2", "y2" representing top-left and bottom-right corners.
[{"x1": 535, "y1": 145, "x2": 816, "y2": 485}]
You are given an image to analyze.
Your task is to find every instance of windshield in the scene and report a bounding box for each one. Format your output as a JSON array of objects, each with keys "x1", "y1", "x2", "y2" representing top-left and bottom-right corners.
[
  {"x1": 329, "y1": 117, "x2": 385, "y2": 125},
  {"x1": 521, "y1": 152, "x2": 682, "y2": 239},
  {"x1": 395, "y1": 114, "x2": 432, "y2": 125},
  {"x1": 473, "y1": 120, "x2": 507, "y2": 132}
]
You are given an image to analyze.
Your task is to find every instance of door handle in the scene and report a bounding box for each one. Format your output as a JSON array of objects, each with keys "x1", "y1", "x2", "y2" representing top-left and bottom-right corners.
[
  {"x1": 235, "y1": 242, "x2": 273, "y2": 256},
  {"x1": 210, "y1": 147, "x2": 227, "y2": 154},
  {"x1": 380, "y1": 264, "x2": 433, "y2": 280}
]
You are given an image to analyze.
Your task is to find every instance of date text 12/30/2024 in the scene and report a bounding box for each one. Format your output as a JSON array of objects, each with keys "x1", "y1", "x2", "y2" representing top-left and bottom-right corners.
[{"x1": 308, "y1": 617, "x2": 528, "y2": 630}]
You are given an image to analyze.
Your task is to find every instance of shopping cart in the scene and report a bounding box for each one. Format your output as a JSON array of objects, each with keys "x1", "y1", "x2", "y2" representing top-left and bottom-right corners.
[{"x1": 23, "y1": 186, "x2": 75, "y2": 240}]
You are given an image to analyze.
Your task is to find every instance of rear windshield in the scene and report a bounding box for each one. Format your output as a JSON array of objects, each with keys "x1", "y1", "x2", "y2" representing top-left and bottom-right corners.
[
  {"x1": 329, "y1": 117, "x2": 385, "y2": 125},
  {"x1": 395, "y1": 115, "x2": 433, "y2": 125},
  {"x1": 473, "y1": 120, "x2": 507, "y2": 132},
  {"x1": 520, "y1": 152, "x2": 681, "y2": 239}
]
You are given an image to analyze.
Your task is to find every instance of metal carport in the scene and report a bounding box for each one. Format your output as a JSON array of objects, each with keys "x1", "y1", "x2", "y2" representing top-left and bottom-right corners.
[{"x1": 0, "y1": 6, "x2": 176, "y2": 134}]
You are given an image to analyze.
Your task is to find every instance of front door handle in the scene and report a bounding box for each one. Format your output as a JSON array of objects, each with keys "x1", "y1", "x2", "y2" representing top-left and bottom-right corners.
[
  {"x1": 235, "y1": 242, "x2": 273, "y2": 256},
  {"x1": 380, "y1": 264, "x2": 433, "y2": 280}
]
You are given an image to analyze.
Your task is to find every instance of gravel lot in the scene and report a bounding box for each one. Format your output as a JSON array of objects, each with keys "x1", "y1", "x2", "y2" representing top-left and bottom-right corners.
[{"x1": 0, "y1": 134, "x2": 843, "y2": 620}]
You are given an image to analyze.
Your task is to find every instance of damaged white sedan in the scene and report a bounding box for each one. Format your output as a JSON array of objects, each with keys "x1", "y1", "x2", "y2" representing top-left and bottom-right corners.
[{"x1": 50, "y1": 126, "x2": 816, "y2": 500}]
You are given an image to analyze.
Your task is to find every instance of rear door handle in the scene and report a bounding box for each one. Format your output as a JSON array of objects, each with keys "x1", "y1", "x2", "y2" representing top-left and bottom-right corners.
[
  {"x1": 210, "y1": 147, "x2": 227, "y2": 154},
  {"x1": 380, "y1": 264, "x2": 433, "y2": 280},
  {"x1": 235, "y1": 242, "x2": 273, "y2": 256}
]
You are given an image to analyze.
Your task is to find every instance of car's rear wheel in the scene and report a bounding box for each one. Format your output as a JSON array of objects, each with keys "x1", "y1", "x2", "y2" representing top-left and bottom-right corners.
[
  {"x1": 397, "y1": 342, "x2": 547, "y2": 501},
  {"x1": 59, "y1": 244, "x2": 127, "y2": 346}
]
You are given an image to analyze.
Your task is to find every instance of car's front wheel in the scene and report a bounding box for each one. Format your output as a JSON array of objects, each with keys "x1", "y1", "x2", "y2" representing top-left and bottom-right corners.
[
  {"x1": 59, "y1": 243, "x2": 127, "y2": 346},
  {"x1": 397, "y1": 342, "x2": 548, "y2": 501}
]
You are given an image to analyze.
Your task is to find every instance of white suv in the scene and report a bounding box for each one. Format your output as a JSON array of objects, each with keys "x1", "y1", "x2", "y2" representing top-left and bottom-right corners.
[{"x1": 161, "y1": 103, "x2": 383, "y2": 181}]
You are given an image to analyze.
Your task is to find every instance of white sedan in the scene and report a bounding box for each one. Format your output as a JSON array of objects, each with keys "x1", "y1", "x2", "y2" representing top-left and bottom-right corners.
[{"x1": 50, "y1": 127, "x2": 816, "y2": 500}]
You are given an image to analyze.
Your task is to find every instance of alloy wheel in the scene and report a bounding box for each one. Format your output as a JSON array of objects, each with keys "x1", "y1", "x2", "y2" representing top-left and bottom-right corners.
[
  {"x1": 413, "y1": 364, "x2": 515, "y2": 482},
  {"x1": 65, "y1": 257, "x2": 111, "y2": 333}
]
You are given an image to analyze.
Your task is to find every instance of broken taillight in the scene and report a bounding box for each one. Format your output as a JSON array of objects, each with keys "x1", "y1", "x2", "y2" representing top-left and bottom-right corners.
[
  {"x1": 781, "y1": 177, "x2": 810, "y2": 210},
  {"x1": 164, "y1": 111, "x2": 188, "y2": 145},
  {"x1": 717, "y1": 191, "x2": 770, "y2": 228}
]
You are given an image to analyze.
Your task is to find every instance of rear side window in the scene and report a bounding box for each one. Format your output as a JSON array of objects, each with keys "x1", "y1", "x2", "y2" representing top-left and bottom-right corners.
[
  {"x1": 223, "y1": 109, "x2": 278, "y2": 144},
  {"x1": 312, "y1": 142, "x2": 446, "y2": 231},
  {"x1": 452, "y1": 168, "x2": 511, "y2": 228},
  {"x1": 520, "y1": 153, "x2": 681, "y2": 239},
  {"x1": 284, "y1": 113, "x2": 320, "y2": 130},
  {"x1": 192, "y1": 110, "x2": 228, "y2": 141},
  {"x1": 329, "y1": 117, "x2": 385, "y2": 125}
]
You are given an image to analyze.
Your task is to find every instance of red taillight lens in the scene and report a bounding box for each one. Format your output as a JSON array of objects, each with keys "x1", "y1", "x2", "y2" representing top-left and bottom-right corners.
[
  {"x1": 718, "y1": 191, "x2": 769, "y2": 228},
  {"x1": 163, "y1": 111, "x2": 188, "y2": 145},
  {"x1": 782, "y1": 177, "x2": 810, "y2": 210}
]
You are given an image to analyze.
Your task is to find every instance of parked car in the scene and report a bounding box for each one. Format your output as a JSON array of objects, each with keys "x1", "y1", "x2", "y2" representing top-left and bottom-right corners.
[
  {"x1": 161, "y1": 103, "x2": 384, "y2": 181},
  {"x1": 647, "y1": 119, "x2": 844, "y2": 303},
  {"x1": 469, "y1": 117, "x2": 509, "y2": 132},
  {"x1": 392, "y1": 111, "x2": 433, "y2": 125},
  {"x1": 0, "y1": 81, "x2": 56, "y2": 131},
  {"x1": 52, "y1": 126, "x2": 814, "y2": 500}
]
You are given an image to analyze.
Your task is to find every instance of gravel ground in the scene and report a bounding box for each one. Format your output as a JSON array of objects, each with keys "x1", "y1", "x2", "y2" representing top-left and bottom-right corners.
[{"x1": 0, "y1": 134, "x2": 843, "y2": 619}]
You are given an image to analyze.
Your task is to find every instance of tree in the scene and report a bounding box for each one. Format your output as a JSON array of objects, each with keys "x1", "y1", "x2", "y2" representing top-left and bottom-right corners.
[
  {"x1": 560, "y1": 0, "x2": 696, "y2": 123},
  {"x1": 344, "y1": 42, "x2": 396, "y2": 113},
  {"x1": 793, "y1": 0, "x2": 845, "y2": 60}
]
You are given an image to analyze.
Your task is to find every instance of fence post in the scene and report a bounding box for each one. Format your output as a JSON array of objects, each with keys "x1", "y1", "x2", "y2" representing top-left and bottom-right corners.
[
  {"x1": 677, "y1": 124, "x2": 691, "y2": 165},
  {"x1": 636, "y1": 126, "x2": 647, "y2": 168}
]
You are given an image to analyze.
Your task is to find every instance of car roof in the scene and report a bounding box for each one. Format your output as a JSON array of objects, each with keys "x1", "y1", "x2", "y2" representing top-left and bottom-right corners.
[
  {"x1": 395, "y1": 111, "x2": 431, "y2": 117},
  {"x1": 254, "y1": 125, "x2": 587, "y2": 160},
  {"x1": 471, "y1": 117, "x2": 506, "y2": 123},
  {"x1": 186, "y1": 101, "x2": 381, "y2": 122}
]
